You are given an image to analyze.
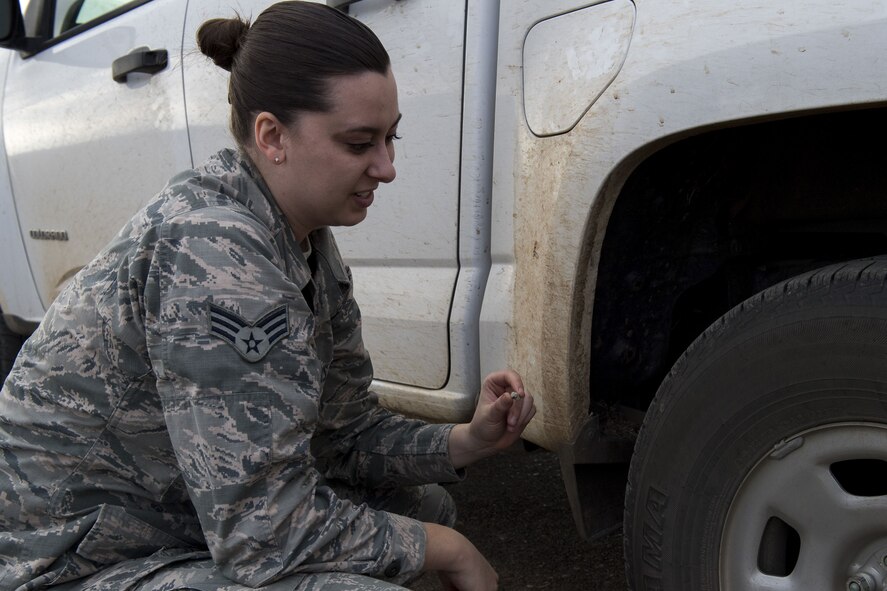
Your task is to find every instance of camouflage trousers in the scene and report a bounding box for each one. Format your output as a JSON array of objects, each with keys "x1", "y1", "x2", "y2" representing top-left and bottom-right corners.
[{"x1": 51, "y1": 483, "x2": 456, "y2": 591}]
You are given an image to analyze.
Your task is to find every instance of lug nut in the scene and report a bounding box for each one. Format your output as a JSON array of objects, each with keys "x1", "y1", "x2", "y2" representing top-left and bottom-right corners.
[{"x1": 847, "y1": 576, "x2": 870, "y2": 591}]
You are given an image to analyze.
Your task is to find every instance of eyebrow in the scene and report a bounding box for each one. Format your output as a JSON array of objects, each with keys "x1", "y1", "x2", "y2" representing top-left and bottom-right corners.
[{"x1": 343, "y1": 113, "x2": 403, "y2": 135}]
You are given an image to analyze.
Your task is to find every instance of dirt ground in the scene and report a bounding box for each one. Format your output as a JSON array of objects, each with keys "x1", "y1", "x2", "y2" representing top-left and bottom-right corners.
[{"x1": 408, "y1": 448, "x2": 628, "y2": 591}]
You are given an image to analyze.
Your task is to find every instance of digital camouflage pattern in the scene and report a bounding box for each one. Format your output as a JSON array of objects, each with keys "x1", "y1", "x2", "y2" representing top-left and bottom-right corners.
[{"x1": 0, "y1": 149, "x2": 462, "y2": 590}]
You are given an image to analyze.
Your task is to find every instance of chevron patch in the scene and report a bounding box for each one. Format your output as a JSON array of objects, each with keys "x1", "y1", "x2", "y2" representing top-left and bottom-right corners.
[{"x1": 209, "y1": 304, "x2": 289, "y2": 362}]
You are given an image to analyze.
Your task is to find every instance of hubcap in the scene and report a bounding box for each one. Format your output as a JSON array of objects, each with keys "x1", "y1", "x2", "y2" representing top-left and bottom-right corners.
[{"x1": 720, "y1": 423, "x2": 887, "y2": 590}]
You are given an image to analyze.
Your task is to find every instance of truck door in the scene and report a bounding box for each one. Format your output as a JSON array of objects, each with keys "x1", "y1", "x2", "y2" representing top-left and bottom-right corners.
[
  {"x1": 339, "y1": 0, "x2": 466, "y2": 390},
  {"x1": 184, "y1": 0, "x2": 467, "y2": 391},
  {"x1": 3, "y1": 0, "x2": 192, "y2": 309}
]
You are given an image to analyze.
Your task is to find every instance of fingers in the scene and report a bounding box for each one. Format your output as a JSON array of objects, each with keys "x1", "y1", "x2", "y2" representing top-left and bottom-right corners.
[
  {"x1": 489, "y1": 390, "x2": 518, "y2": 429},
  {"x1": 518, "y1": 392, "x2": 537, "y2": 427},
  {"x1": 500, "y1": 390, "x2": 536, "y2": 433},
  {"x1": 484, "y1": 368, "x2": 524, "y2": 397},
  {"x1": 483, "y1": 368, "x2": 536, "y2": 435}
]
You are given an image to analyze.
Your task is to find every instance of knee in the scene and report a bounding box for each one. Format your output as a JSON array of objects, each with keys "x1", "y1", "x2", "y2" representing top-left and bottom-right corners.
[{"x1": 422, "y1": 484, "x2": 457, "y2": 528}]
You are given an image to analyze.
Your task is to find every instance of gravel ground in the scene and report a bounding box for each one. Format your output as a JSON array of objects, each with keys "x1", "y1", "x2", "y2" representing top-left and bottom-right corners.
[{"x1": 409, "y1": 448, "x2": 628, "y2": 591}]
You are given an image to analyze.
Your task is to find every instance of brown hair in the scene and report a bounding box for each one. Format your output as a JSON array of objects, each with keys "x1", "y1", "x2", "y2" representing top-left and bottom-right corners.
[{"x1": 197, "y1": 1, "x2": 391, "y2": 148}]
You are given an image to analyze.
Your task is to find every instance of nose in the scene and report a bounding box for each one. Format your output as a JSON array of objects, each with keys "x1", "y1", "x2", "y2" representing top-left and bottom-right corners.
[{"x1": 367, "y1": 143, "x2": 396, "y2": 183}]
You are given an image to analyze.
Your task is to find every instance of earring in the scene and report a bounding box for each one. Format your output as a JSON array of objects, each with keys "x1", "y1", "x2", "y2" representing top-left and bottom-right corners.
[{"x1": 274, "y1": 156, "x2": 280, "y2": 164}]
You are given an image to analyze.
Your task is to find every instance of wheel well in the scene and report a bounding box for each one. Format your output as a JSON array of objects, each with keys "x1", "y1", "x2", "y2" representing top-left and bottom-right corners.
[{"x1": 590, "y1": 107, "x2": 887, "y2": 414}]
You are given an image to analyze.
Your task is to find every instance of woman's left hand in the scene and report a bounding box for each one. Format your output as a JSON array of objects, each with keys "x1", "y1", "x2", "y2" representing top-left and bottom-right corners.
[{"x1": 448, "y1": 369, "x2": 536, "y2": 469}]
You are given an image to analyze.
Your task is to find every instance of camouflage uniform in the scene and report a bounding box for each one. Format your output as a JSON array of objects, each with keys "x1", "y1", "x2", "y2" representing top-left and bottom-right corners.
[{"x1": 0, "y1": 150, "x2": 463, "y2": 590}]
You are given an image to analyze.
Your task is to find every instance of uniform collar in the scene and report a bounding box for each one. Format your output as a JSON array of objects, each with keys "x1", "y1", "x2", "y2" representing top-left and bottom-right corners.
[
  {"x1": 199, "y1": 148, "x2": 287, "y2": 238},
  {"x1": 197, "y1": 149, "x2": 351, "y2": 290}
]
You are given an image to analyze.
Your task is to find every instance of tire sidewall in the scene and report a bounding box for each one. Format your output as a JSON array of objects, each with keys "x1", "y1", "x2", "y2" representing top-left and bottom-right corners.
[{"x1": 625, "y1": 271, "x2": 887, "y2": 590}]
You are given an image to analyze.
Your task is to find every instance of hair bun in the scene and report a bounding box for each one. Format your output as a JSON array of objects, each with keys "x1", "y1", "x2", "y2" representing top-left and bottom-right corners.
[{"x1": 197, "y1": 17, "x2": 250, "y2": 72}]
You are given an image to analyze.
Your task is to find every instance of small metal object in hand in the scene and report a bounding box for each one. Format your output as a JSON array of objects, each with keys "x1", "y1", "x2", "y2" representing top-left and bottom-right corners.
[{"x1": 510, "y1": 391, "x2": 520, "y2": 400}]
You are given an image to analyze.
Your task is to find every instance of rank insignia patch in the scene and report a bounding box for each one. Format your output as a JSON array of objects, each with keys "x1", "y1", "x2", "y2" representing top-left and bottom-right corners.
[{"x1": 209, "y1": 304, "x2": 289, "y2": 362}]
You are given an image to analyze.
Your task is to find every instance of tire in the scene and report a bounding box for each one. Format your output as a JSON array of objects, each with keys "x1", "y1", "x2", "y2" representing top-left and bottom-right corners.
[
  {"x1": 0, "y1": 311, "x2": 23, "y2": 384},
  {"x1": 625, "y1": 258, "x2": 887, "y2": 591}
]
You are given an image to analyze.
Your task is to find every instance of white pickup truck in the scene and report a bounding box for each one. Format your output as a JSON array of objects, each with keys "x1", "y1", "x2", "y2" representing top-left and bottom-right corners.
[{"x1": 3, "y1": 0, "x2": 887, "y2": 589}]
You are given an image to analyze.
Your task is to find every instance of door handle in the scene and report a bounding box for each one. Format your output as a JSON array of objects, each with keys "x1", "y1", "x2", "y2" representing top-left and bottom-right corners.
[{"x1": 112, "y1": 47, "x2": 168, "y2": 83}]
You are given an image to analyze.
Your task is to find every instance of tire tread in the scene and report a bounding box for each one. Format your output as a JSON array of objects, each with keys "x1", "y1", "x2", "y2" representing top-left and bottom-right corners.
[{"x1": 624, "y1": 256, "x2": 887, "y2": 590}]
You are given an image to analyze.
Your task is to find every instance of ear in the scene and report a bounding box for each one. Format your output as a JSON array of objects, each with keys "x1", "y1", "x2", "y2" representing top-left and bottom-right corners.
[{"x1": 253, "y1": 111, "x2": 287, "y2": 164}]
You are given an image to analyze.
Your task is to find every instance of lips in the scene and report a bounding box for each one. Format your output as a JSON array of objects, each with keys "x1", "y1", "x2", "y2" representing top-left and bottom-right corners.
[{"x1": 353, "y1": 189, "x2": 375, "y2": 208}]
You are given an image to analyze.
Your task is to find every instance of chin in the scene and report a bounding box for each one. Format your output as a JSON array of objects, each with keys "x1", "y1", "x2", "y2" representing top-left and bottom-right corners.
[{"x1": 343, "y1": 211, "x2": 369, "y2": 227}]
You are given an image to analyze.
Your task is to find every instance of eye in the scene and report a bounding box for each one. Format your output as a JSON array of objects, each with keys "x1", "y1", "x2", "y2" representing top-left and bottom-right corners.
[
  {"x1": 347, "y1": 142, "x2": 374, "y2": 153},
  {"x1": 347, "y1": 133, "x2": 401, "y2": 153}
]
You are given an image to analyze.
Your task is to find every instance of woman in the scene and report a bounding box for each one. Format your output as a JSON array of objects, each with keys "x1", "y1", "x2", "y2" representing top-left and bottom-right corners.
[{"x1": 0, "y1": 2, "x2": 535, "y2": 590}]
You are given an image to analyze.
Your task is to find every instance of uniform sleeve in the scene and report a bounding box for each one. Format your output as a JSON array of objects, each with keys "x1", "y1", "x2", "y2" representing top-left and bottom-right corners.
[
  {"x1": 143, "y1": 208, "x2": 426, "y2": 587},
  {"x1": 310, "y1": 265, "x2": 464, "y2": 489}
]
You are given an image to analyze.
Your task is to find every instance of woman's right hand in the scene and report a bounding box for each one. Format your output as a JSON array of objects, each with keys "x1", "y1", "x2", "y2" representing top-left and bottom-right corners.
[{"x1": 423, "y1": 522, "x2": 499, "y2": 591}]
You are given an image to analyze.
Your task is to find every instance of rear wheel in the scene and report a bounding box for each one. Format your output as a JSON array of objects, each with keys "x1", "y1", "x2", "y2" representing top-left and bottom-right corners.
[{"x1": 625, "y1": 258, "x2": 887, "y2": 590}]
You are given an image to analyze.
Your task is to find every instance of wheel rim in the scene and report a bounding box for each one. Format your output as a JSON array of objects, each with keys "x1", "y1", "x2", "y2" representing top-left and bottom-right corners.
[{"x1": 720, "y1": 422, "x2": 887, "y2": 590}]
